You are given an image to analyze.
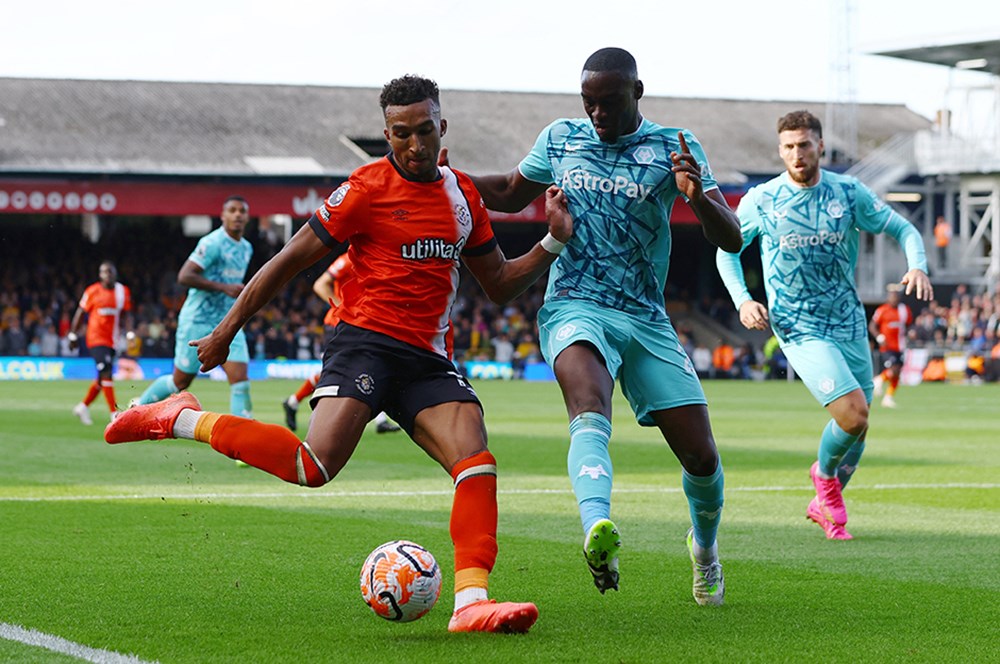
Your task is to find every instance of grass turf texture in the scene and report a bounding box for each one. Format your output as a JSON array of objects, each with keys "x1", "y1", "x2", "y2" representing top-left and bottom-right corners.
[{"x1": 0, "y1": 378, "x2": 997, "y2": 663}]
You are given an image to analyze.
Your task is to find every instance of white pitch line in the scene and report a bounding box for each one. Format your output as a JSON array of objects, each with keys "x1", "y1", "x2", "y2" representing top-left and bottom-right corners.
[
  {"x1": 0, "y1": 622, "x2": 157, "y2": 664},
  {"x1": 0, "y1": 483, "x2": 996, "y2": 503}
]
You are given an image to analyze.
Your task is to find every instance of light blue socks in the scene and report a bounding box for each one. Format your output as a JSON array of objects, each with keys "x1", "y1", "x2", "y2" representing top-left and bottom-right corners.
[
  {"x1": 230, "y1": 380, "x2": 252, "y2": 418},
  {"x1": 818, "y1": 419, "x2": 862, "y2": 477},
  {"x1": 137, "y1": 375, "x2": 177, "y2": 405},
  {"x1": 682, "y1": 463, "x2": 724, "y2": 549},
  {"x1": 567, "y1": 412, "x2": 613, "y2": 534},
  {"x1": 837, "y1": 439, "x2": 866, "y2": 488}
]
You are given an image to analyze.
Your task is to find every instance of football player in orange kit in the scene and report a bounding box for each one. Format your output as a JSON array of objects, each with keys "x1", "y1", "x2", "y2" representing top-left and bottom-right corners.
[
  {"x1": 870, "y1": 285, "x2": 913, "y2": 408},
  {"x1": 106, "y1": 75, "x2": 572, "y2": 634},
  {"x1": 69, "y1": 261, "x2": 133, "y2": 425}
]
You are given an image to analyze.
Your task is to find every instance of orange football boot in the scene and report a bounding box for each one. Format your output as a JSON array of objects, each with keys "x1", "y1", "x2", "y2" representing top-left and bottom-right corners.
[
  {"x1": 104, "y1": 392, "x2": 202, "y2": 444},
  {"x1": 447, "y1": 599, "x2": 538, "y2": 634}
]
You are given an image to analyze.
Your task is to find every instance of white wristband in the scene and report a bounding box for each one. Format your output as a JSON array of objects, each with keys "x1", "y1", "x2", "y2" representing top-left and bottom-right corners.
[
  {"x1": 540, "y1": 233, "x2": 566, "y2": 255},
  {"x1": 67, "y1": 332, "x2": 78, "y2": 342}
]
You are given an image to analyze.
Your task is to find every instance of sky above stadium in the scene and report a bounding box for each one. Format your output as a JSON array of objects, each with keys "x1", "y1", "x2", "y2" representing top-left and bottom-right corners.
[{"x1": 4, "y1": 0, "x2": 998, "y2": 120}]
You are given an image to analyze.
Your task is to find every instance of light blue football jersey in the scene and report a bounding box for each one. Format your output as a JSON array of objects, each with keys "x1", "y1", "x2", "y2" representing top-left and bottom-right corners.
[
  {"x1": 178, "y1": 226, "x2": 253, "y2": 326},
  {"x1": 519, "y1": 117, "x2": 718, "y2": 321},
  {"x1": 721, "y1": 169, "x2": 894, "y2": 342}
]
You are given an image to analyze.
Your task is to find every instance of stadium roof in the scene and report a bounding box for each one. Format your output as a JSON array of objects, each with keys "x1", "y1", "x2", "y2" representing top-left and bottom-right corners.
[
  {"x1": 873, "y1": 35, "x2": 1000, "y2": 76},
  {"x1": 0, "y1": 77, "x2": 930, "y2": 187}
]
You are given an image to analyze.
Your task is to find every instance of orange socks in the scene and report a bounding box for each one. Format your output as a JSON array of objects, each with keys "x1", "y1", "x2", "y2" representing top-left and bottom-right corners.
[
  {"x1": 101, "y1": 380, "x2": 117, "y2": 412},
  {"x1": 294, "y1": 373, "x2": 320, "y2": 403},
  {"x1": 450, "y1": 450, "x2": 499, "y2": 591},
  {"x1": 199, "y1": 414, "x2": 330, "y2": 487},
  {"x1": 82, "y1": 381, "x2": 101, "y2": 406}
]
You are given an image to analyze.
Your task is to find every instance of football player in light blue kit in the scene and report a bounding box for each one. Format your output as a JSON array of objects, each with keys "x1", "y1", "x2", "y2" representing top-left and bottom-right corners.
[
  {"x1": 136, "y1": 196, "x2": 255, "y2": 418},
  {"x1": 460, "y1": 48, "x2": 742, "y2": 605},
  {"x1": 716, "y1": 110, "x2": 933, "y2": 540}
]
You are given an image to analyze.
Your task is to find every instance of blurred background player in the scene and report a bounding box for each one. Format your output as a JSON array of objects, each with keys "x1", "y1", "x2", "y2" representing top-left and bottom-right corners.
[
  {"x1": 870, "y1": 284, "x2": 913, "y2": 408},
  {"x1": 133, "y1": 196, "x2": 254, "y2": 417},
  {"x1": 450, "y1": 47, "x2": 740, "y2": 606},
  {"x1": 717, "y1": 110, "x2": 933, "y2": 541},
  {"x1": 281, "y1": 252, "x2": 399, "y2": 433},
  {"x1": 69, "y1": 261, "x2": 133, "y2": 425},
  {"x1": 106, "y1": 75, "x2": 572, "y2": 634}
]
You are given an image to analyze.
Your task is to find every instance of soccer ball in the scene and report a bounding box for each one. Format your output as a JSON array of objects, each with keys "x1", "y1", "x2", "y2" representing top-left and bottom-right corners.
[{"x1": 360, "y1": 540, "x2": 442, "y2": 622}]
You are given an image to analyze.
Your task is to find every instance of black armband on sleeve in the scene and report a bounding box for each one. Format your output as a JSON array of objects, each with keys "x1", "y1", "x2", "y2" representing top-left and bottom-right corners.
[
  {"x1": 308, "y1": 214, "x2": 343, "y2": 249},
  {"x1": 462, "y1": 237, "x2": 498, "y2": 257}
]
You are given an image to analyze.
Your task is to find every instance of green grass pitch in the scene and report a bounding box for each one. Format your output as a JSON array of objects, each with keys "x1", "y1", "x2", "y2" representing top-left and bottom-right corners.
[{"x1": 0, "y1": 378, "x2": 997, "y2": 663}]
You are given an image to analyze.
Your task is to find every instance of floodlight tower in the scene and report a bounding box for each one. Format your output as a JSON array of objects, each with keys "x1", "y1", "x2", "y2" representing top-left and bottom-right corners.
[{"x1": 826, "y1": 0, "x2": 859, "y2": 166}]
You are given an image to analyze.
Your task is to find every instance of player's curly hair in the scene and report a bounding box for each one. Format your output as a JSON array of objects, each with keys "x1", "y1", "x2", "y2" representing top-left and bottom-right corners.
[
  {"x1": 380, "y1": 75, "x2": 440, "y2": 112},
  {"x1": 778, "y1": 110, "x2": 823, "y2": 138}
]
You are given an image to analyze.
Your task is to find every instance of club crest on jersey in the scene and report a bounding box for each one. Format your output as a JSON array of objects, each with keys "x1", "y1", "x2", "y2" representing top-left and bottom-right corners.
[
  {"x1": 327, "y1": 184, "x2": 350, "y2": 208},
  {"x1": 355, "y1": 373, "x2": 375, "y2": 395},
  {"x1": 454, "y1": 203, "x2": 471, "y2": 231},
  {"x1": 631, "y1": 146, "x2": 656, "y2": 164},
  {"x1": 826, "y1": 199, "x2": 845, "y2": 218}
]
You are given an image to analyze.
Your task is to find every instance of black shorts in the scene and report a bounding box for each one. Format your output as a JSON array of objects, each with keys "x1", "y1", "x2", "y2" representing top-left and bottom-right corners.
[
  {"x1": 881, "y1": 350, "x2": 904, "y2": 370},
  {"x1": 311, "y1": 322, "x2": 481, "y2": 435},
  {"x1": 89, "y1": 345, "x2": 116, "y2": 377}
]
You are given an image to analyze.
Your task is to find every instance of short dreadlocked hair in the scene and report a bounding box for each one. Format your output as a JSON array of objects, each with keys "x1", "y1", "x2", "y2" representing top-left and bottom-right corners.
[{"x1": 379, "y1": 75, "x2": 440, "y2": 113}]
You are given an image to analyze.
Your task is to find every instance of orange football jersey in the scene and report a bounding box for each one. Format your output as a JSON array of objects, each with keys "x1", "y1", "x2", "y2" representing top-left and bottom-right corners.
[
  {"x1": 310, "y1": 158, "x2": 495, "y2": 358},
  {"x1": 872, "y1": 302, "x2": 912, "y2": 352},
  {"x1": 79, "y1": 281, "x2": 132, "y2": 348}
]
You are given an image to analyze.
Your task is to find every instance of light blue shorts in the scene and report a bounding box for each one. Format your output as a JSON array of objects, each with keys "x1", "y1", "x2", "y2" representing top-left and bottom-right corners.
[
  {"x1": 173, "y1": 322, "x2": 249, "y2": 374},
  {"x1": 780, "y1": 336, "x2": 873, "y2": 406},
  {"x1": 538, "y1": 299, "x2": 706, "y2": 426}
]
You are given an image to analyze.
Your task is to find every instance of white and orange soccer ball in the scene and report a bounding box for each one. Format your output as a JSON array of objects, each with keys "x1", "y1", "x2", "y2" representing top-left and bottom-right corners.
[{"x1": 360, "y1": 540, "x2": 442, "y2": 622}]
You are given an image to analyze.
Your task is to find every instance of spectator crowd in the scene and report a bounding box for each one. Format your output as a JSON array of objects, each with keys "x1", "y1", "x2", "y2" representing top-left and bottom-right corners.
[
  {"x1": 2, "y1": 216, "x2": 998, "y2": 382},
  {"x1": 0, "y1": 217, "x2": 547, "y2": 372}
]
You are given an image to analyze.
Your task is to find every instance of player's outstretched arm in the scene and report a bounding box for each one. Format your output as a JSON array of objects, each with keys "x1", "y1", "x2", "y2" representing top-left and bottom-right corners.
[
  {"x1": 191, "y1": 223, "x2": 330, "y2": 372},
  {"x1": 178, "y1": 261, "x2": 244, "y2": 299},
  {"x1": 312, "y1": 270, "x2": 338, "y2": 308},
  {"x1": 671, "y1": 132, "x2": 742, "y2": 252},
  {"x1": 465, "y1": 186, "x2": 571, "y2": 304},
  {"x1": 881, "y1": 214, "x2": 933, "y2": 301}
]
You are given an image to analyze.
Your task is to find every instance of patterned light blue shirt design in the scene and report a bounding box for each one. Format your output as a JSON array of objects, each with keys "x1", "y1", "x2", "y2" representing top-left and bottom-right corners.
[
  {"x1": 519, "y1": 117, "x2": 717, "y2": 321},
  {"x1": 733, "y1": 170, "x2": 892, "y2": 342},
  {"x1": 178, "y1": 226, "x2": 253, "y2": 326}
]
